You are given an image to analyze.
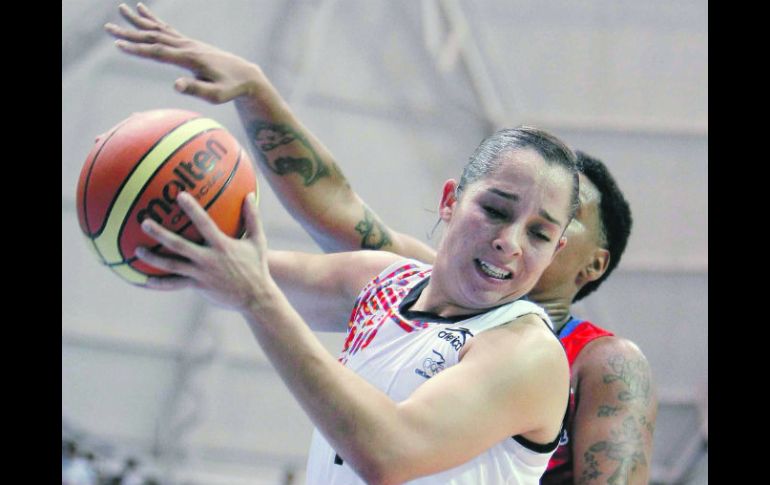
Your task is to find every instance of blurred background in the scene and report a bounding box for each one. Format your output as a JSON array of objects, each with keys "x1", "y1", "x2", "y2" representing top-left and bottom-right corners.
[{"x1": 62, "y1": 1, "x2": 707, "y2": 483}]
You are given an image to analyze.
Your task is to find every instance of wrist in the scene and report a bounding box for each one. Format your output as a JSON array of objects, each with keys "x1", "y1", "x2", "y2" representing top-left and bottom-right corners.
[
  {"x1": 242, "y1": 278, "x2": 290, "y2": 325},
  {"x1": 235, "y1": 68, "x2": 292, "y2": 118},
  {"x1": 237, "y1": 64, "x2": 275, "y2": 102},
  {"x1": 240, "y1": 63, "x2": 266, "y2": 96}
]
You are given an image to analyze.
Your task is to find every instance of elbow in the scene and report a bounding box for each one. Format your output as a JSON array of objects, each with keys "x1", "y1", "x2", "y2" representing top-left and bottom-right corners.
[
  {"x1": 358, "y1": 468, "x2": 392, "y2": 485},
  {"x1": 345, "y1": 421, "x2": 431, "y2": 484},
  {"x1": 354, "y1": 458, "x2": 402, "y2": 485},
  {"x1": 349, "y1": 449, "x2": 419, "y2": 485}
]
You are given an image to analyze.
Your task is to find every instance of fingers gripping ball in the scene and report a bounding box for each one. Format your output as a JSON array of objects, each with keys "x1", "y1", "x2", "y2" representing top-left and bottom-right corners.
[{"x1": 76, "y1": 109, "x2": 258, "y2": 285}]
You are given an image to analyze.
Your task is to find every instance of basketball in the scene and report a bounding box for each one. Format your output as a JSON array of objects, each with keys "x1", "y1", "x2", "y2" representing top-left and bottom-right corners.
[{"x1": 76, "y1": 109, "x2": 258, "y2": 286}]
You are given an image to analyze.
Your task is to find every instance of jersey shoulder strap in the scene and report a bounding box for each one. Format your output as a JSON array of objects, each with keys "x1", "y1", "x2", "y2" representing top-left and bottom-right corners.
[{"x1": 558, "y1": 318, "x2": 614, "y2": 366}]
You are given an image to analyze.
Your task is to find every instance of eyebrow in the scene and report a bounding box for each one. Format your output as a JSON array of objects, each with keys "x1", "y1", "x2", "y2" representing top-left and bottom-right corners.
[
  {"x1": 488, "y1": 188, "x2": 519, "y2": 201},
  {"x1": 539, "y1": 209, "x2": 562, "y2": 228},
  {"x1": 487, "y1": 188, "x2": 563, "y2": 228}
]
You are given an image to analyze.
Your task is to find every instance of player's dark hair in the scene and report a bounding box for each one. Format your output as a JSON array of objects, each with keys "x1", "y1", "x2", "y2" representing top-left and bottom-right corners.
[
  {"x1": 573, "y1": 151, "x2": 633, "y2": 301},
  {"x1": 457, "y1": 126, "x2": 580, "y2": 221}
]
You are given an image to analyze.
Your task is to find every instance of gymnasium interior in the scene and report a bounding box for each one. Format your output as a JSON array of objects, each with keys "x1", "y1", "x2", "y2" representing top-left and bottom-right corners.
[{"x1": 62, "y1": 1, "x2": 708, "y2": 483}]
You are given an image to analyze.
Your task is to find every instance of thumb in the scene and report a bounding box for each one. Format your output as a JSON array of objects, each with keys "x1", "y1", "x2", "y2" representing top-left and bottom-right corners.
[
  {"x1": 174, "y1": 77, "x2": 231, "y2": 104},
  {"x1": 243, "y1": 191, "x2": 265, "y2": 246}
]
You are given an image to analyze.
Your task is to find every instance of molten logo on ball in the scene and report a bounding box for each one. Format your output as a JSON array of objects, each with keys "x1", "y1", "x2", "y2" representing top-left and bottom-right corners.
[
  {"x1": 137, "y1": 136, "x2": 228, "y2": 227},
  {"x1": 76, "y1": 109, "x2": 258, "y2": 286}
]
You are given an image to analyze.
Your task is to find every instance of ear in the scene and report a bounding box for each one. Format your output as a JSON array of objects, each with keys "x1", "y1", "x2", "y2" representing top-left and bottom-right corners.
[
  {"x1": 548, "y1": 236, "x2": 568, "y2": 264},
  {"x1": 576, "y1": 248, "x2": 610, "y2": 287},
  {"x1": 553, "y1": 236, "x2": 568, "y2": 256},
  {"x1": 439, "y1": 179, "x2": 459, "y2": 222}
]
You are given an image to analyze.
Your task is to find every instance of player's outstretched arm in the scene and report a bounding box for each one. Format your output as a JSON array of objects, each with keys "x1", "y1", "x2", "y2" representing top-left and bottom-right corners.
[
  {"x1": 570, "y1": 337, "x2": 658, "y2": 485},
  {"x1": 106, "y1": 3, "x2": 435, "y2": 263}
]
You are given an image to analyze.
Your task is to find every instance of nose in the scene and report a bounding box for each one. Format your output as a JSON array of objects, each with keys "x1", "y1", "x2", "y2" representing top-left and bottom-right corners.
[{"x1": 493, "y1": 225, "x2": 523, "y2": 258}]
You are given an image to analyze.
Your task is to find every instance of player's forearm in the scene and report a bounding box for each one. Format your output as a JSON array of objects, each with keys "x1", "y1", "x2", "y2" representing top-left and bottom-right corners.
[
  {"x1": 242, "y1": 293, "x2": 418, "y2": 484},
  {"x1": 232, "y1": 74, "x2": 375, "y2": 252},
  {"x1": 107, "y1": 3, "x2": 385, "y2": 253}
]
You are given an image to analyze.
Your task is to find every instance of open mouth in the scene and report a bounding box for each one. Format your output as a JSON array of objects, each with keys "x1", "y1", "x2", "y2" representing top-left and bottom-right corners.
[{"x1": 475, "y1": 259, "x2": 512, "y2": 280}]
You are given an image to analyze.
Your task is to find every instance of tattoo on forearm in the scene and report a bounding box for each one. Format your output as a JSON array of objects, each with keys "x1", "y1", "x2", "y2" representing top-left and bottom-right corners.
[
  {"x1": 249, "y1": 121, "x2": 330, "y2": 186},
  {"x1": 597, "y1": 405, "x2": 622, "y2": 417},
  {"x1": 330, "y1": 161, "x2": 350, "y2": 188},
  {"x1": 640, "y1": 415, "x2": 655, "y2": 435},
  {"x1": 603, "y1": 355, "x2": 652, "y2": 405},
  {"x1": 579, "y1": 416, "x2": 648, "y2": 485},
  {"x1": 579, "y1": 450, "x2": 603, "y2": 483},
  {"x1": 355, "y1": 208, "x2": 393, "y2": 250}
]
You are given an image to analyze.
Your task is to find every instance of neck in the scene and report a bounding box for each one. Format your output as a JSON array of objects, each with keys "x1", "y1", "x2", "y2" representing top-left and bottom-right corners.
[
  {"x1": 526, "y1": 294, "x2": 573, "y2": 333},
  {"x1": 411, "y1": 282, "x2": 467, "y2": 319},
  {"x1": 414, "y1": 272, "x2": 576, "y2": 327}
]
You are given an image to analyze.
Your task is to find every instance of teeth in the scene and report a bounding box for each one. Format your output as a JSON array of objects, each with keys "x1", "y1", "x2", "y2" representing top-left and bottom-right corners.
[{"x1": 477, "y1": 260, "x2": 512, "y2": 279}]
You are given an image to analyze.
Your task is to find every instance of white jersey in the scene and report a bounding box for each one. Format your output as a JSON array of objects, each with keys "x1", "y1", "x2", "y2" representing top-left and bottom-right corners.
[{"x1": 305, "y1": 259, "x2": 564, "y2": 485}]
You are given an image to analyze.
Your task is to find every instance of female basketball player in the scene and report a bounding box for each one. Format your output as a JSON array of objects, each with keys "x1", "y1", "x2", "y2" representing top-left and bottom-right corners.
[{"x1": 133, "y1": 125, "x2": 578, "y2": 484}]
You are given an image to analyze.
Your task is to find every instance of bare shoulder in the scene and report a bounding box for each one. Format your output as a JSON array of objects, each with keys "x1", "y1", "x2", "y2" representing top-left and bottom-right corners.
[
  {"x1": 572, "y1": 333, "x2": 657, "y2": 431},
  {"x1": 340, "y1": 249, "x2": 416, "y2": 293},
  {"x1": 463, "y1": 313, "x2": 570, "y2": 406},
  {"x1": 467, "y1": 312, "x2": 566, "y2": 360},
  {"x1": 581, "y1": 334, "x2": 647, "y2": 359},
  {"x1": 346, "y1": 248, "x2": 411, "y2": 270},
  {"x1": 459, "y1": 313, "x2": 569, "y2": 442},
  {"x1": 574, "y1": 335, "x2": 652, "y2": 385}
]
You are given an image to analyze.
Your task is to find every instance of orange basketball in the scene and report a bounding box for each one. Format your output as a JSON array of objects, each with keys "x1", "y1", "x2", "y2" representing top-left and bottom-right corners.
[{"x1": 76, "y1": 109, "x2": 258, "y2": 285}]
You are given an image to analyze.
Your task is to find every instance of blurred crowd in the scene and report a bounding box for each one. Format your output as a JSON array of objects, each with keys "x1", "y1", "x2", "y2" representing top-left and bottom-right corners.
[{"x1": 62, "y1": 438, "x2": 160, "y2": 485}]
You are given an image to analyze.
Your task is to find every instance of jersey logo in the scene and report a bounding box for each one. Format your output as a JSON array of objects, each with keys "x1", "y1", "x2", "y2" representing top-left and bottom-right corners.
[
  {"x1": 558, "y1": 428, "x2": 569, "y2": 446},
  {"x1": 415, "y1": 350, "x2": 446, "y2": 379},
  {"x1": 436, "y1": 327, "x2": 474, "y2": 351}
]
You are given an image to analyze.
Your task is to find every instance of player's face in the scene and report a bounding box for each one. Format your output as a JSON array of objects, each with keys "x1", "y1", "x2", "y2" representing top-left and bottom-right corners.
[
  {"x1": 431, "y1": 149, "x2": 572, "y2": 314},
  {"x1": 528, "y1": 174, "x2": 604, "y2": 299}
]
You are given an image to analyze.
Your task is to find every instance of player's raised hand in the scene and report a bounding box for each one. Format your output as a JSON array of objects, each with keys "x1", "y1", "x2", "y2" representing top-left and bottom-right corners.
[{"x1": 105, "y1": 3, "x2": 264, "y2": 104}]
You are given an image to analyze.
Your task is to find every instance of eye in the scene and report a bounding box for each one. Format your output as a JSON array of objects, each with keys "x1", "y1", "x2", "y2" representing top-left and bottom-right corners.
[
  {"x1": 483, "y1": 206, "x2": 507, "y2": 220},
  {"x1": 529, "y1": 229, "x2": 552, "y2": 242}
]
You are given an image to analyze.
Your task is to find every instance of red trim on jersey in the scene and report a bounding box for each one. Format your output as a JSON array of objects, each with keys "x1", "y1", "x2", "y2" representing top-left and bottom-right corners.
[{"x1": 561, "y1": 320, "x2": 615, "y2": 366}]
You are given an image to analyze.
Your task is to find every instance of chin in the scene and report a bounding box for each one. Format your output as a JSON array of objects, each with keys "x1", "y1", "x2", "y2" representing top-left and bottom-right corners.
[{"x1": 473, "y1": 289, "x2": 525, "y2": 310}]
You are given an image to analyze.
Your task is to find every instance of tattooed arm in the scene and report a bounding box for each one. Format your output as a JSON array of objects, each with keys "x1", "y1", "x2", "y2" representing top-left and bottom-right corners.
[
  {"x1": 106, "y1": 3, "x2": 436, "y2": 262},
  {"x1": 571, "y1": 337, "x2": 657, "y2": 485},
  {"x1": 237, "y1": 104, "x2": 429, "y2": 256}
]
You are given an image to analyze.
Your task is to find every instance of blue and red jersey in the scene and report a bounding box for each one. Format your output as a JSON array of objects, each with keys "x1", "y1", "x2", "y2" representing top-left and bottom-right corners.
[{"x1": 541, "y1": 318, "x2": 614, "y2": 484}]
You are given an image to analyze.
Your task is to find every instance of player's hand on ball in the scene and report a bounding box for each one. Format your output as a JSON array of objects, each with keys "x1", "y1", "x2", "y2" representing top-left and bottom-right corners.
[
  {"x1": 136, "y1": 191, "x2": 278, "y2": 313},
  {"x1": 105, "y1": 3, "x2": 264, "y2": 104}
]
